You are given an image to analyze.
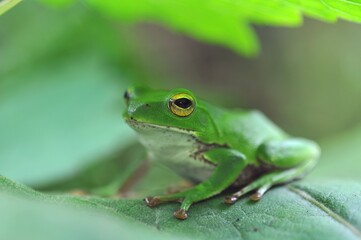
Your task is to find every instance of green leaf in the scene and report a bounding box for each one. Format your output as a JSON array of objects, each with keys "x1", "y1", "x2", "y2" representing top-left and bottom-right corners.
[
  {"x1": 85, "y1": 0, "x2": 260, "y2": 56},
  {"x1": 0, "y1": 0, "x2": 21, "y2": 15},
  {"x1": 0, "y1": 53, "x2": 135, "y2": 186},
  {"x1": 320, "y1": 0, "x2": 361, "y2": 22},
  {"x1": 284, "y1": 0, "x2": 338, "y2": 22},
  {"x1": 2, "y1": 175, "x2": 361, "y2": 240},
  {"x1": 0, "y1": 2, "x2": 156, "y2": 186},
  {"x1": 81, "y1": 0, "x2": 361, "y2": 56},
  {"x1": 0, "y1": 185, "x2": 182, "y2": 240}
]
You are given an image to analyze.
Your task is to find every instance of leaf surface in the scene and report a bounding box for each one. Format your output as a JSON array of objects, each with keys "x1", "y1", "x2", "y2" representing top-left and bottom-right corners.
[
  {"x1": 0, "y1": 2, "x2": 141, "y2": 186},
  {"x1": 1, "y1": 175, "x2": 361, "y2": 240},
  {"x1": 0, "y1": 0, "x2": 21, "y2": 15}
]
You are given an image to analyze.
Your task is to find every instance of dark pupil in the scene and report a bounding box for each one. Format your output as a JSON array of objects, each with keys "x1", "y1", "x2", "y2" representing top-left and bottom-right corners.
[{"x1": 174, "y1": 98, "x2": 192, "y2": 109}]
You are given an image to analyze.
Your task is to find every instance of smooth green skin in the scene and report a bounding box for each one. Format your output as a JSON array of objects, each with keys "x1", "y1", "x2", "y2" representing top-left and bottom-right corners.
[{"x1": 123, "y1": 86, "x2": 320, "y2": 220}]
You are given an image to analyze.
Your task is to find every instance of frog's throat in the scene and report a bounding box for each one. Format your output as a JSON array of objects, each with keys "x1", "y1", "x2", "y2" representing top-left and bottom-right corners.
[{"x1": 126, "y1": 119, "x2": 219, "y2": 182}]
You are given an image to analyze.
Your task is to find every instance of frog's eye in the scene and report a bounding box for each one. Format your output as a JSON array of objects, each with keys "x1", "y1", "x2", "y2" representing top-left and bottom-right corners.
[{"x1": 169, "y1": 93, "x2": 195, "y2": 117}]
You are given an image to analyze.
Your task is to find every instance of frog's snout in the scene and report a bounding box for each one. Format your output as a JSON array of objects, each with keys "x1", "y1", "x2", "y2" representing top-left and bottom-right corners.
[
  {"x1": 123, "y1": 85, "x2": 153, "y2": 119},
  {"x1": 124, "y1": 86, "x2": 146, "y2": 104},
  {"x1": 123, "y1": 87, "x2": 143, "y2": 119}
]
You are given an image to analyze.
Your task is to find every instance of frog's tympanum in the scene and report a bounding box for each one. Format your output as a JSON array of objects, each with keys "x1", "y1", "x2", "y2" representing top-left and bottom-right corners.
[{"x1": 123, "y1": 86, "x2": 320, "y2": 220}]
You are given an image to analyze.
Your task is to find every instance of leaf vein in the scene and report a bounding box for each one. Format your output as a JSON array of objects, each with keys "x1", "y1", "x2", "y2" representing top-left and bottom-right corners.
[{"x1": 288, "y1": 186, "x2": 361, "y2": 239}]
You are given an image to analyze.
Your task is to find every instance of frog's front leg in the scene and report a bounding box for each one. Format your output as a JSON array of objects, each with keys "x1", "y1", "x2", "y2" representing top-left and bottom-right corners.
[
  {"x1": 224, "y1": 138, "x2": 320, "y2": 204},
  {"x1": 145, "y1": 148, "x2": 247, "y2": 220}
]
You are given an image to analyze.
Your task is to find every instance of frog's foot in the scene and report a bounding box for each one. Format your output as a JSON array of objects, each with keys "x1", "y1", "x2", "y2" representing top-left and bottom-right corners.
[
  {"x1": 174, "y1": 209, "x2": 188, "y2": 220},
  {"x1": 249, "y1": 191, "x2": 263, "y2": 201},
  {"x1": 249, "y1": 184, "x2": 272, "y2": 201},
  {"x1": 144, "y1": 196, "x2": 181, "y2": 207},
  {"x1": 144, "y1": 196, "x2": 192, "y2": 220},
  {"x1": 224, "y1": 195, "x2": 238, "y2": 204},
  {"x1": 224, "y1": 178, "x2": 274, "y2": 204},
  {"x1": 173, "y1": 197, "x2": 194, "y2": 220},
  {"x1": 224, "y1": 186, "x2": 269, "y2": 204},
  {"x1": 144, "y1": 196, "x2": 162, "y2": 207},
  {"x1": 144, "y1": 193, "x2": 194, "y2": 220}
]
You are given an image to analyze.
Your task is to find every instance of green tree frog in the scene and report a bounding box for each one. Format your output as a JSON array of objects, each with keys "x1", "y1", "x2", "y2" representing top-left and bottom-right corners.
[{"x1": 123, "y1": 86, "x2": 320, "y2": 220}]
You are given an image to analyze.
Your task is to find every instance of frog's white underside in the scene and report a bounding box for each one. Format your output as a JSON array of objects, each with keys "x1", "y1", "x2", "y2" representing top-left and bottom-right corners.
[{"x1": 127, "y1": 120, "x2": 215, "y2": 182}]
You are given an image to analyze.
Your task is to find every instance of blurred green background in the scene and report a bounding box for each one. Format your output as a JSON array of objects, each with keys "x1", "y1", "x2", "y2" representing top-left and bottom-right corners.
[{"x1": 1, "y1": 0, "x2": 361, "y2": 194}]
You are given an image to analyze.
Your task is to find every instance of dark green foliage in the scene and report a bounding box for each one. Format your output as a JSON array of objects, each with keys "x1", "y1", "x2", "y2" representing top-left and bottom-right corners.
[{"x1": 1, "y1": 176, "x2": 361, "y2": 240}]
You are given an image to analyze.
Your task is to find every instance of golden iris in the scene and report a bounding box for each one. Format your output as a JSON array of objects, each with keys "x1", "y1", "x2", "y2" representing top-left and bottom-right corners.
[{"x1": 169, "y1": 93, "x2": 195, "y2": 117}]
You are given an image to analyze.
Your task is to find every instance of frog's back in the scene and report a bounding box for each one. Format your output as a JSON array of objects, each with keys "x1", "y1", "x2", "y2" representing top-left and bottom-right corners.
[{"x1": 217, "y1": 109, "x2": 288, "y2": 163}]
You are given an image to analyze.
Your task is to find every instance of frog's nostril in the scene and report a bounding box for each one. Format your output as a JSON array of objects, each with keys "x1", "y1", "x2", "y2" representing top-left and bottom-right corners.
[{"x1": 124, "y1": 90, "x2": 130, "y2": 103}]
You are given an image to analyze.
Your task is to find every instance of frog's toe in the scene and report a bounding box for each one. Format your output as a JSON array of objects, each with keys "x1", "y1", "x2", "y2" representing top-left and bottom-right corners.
[
  {"x1": 224, "y1": 195, "x2": 238, "y2": 204},
  {"x1": 145, "y1": 195, "x2": 183, "y2": 207},
  {"x1": 174, "y1": 209, "x2": 188, "y2": 220},
  {"x1": 144, "y1": 196, "x2": 161, "y2": 207},
  {"x1": 249, "y1": 191, "x2": 263, "y2": 201},
  {"x1": 249, "y1": 184, "x2": 272, "y2": 201}
]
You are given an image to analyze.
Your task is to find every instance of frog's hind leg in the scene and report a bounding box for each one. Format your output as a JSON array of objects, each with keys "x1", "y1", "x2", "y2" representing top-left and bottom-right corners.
[
  {"x1": 224, "y1": 138, "x2": 320, "y2": 204},
  {"x1": 224, "y1": 164, "x2": 313, "y2": 204}
]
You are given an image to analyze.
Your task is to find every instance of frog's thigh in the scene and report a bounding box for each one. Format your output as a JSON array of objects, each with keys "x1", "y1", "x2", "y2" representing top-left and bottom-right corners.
[
  {"x1": 257, "y1": 138, "x2": 320, "y2": 168},
  {"x1": 224, "y1": 138, "x2": 320, "y2": 204}
]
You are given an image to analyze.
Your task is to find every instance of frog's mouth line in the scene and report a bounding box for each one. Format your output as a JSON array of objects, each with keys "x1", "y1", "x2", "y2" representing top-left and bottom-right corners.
[{"x1": 125, "y1": 119, "x2": 197, "y2": 135}]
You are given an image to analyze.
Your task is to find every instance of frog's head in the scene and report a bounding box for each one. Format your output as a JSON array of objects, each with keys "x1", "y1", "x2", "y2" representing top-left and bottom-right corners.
[{"x1": 123, "y1": 85, "x2": 218, "y2": 138}]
